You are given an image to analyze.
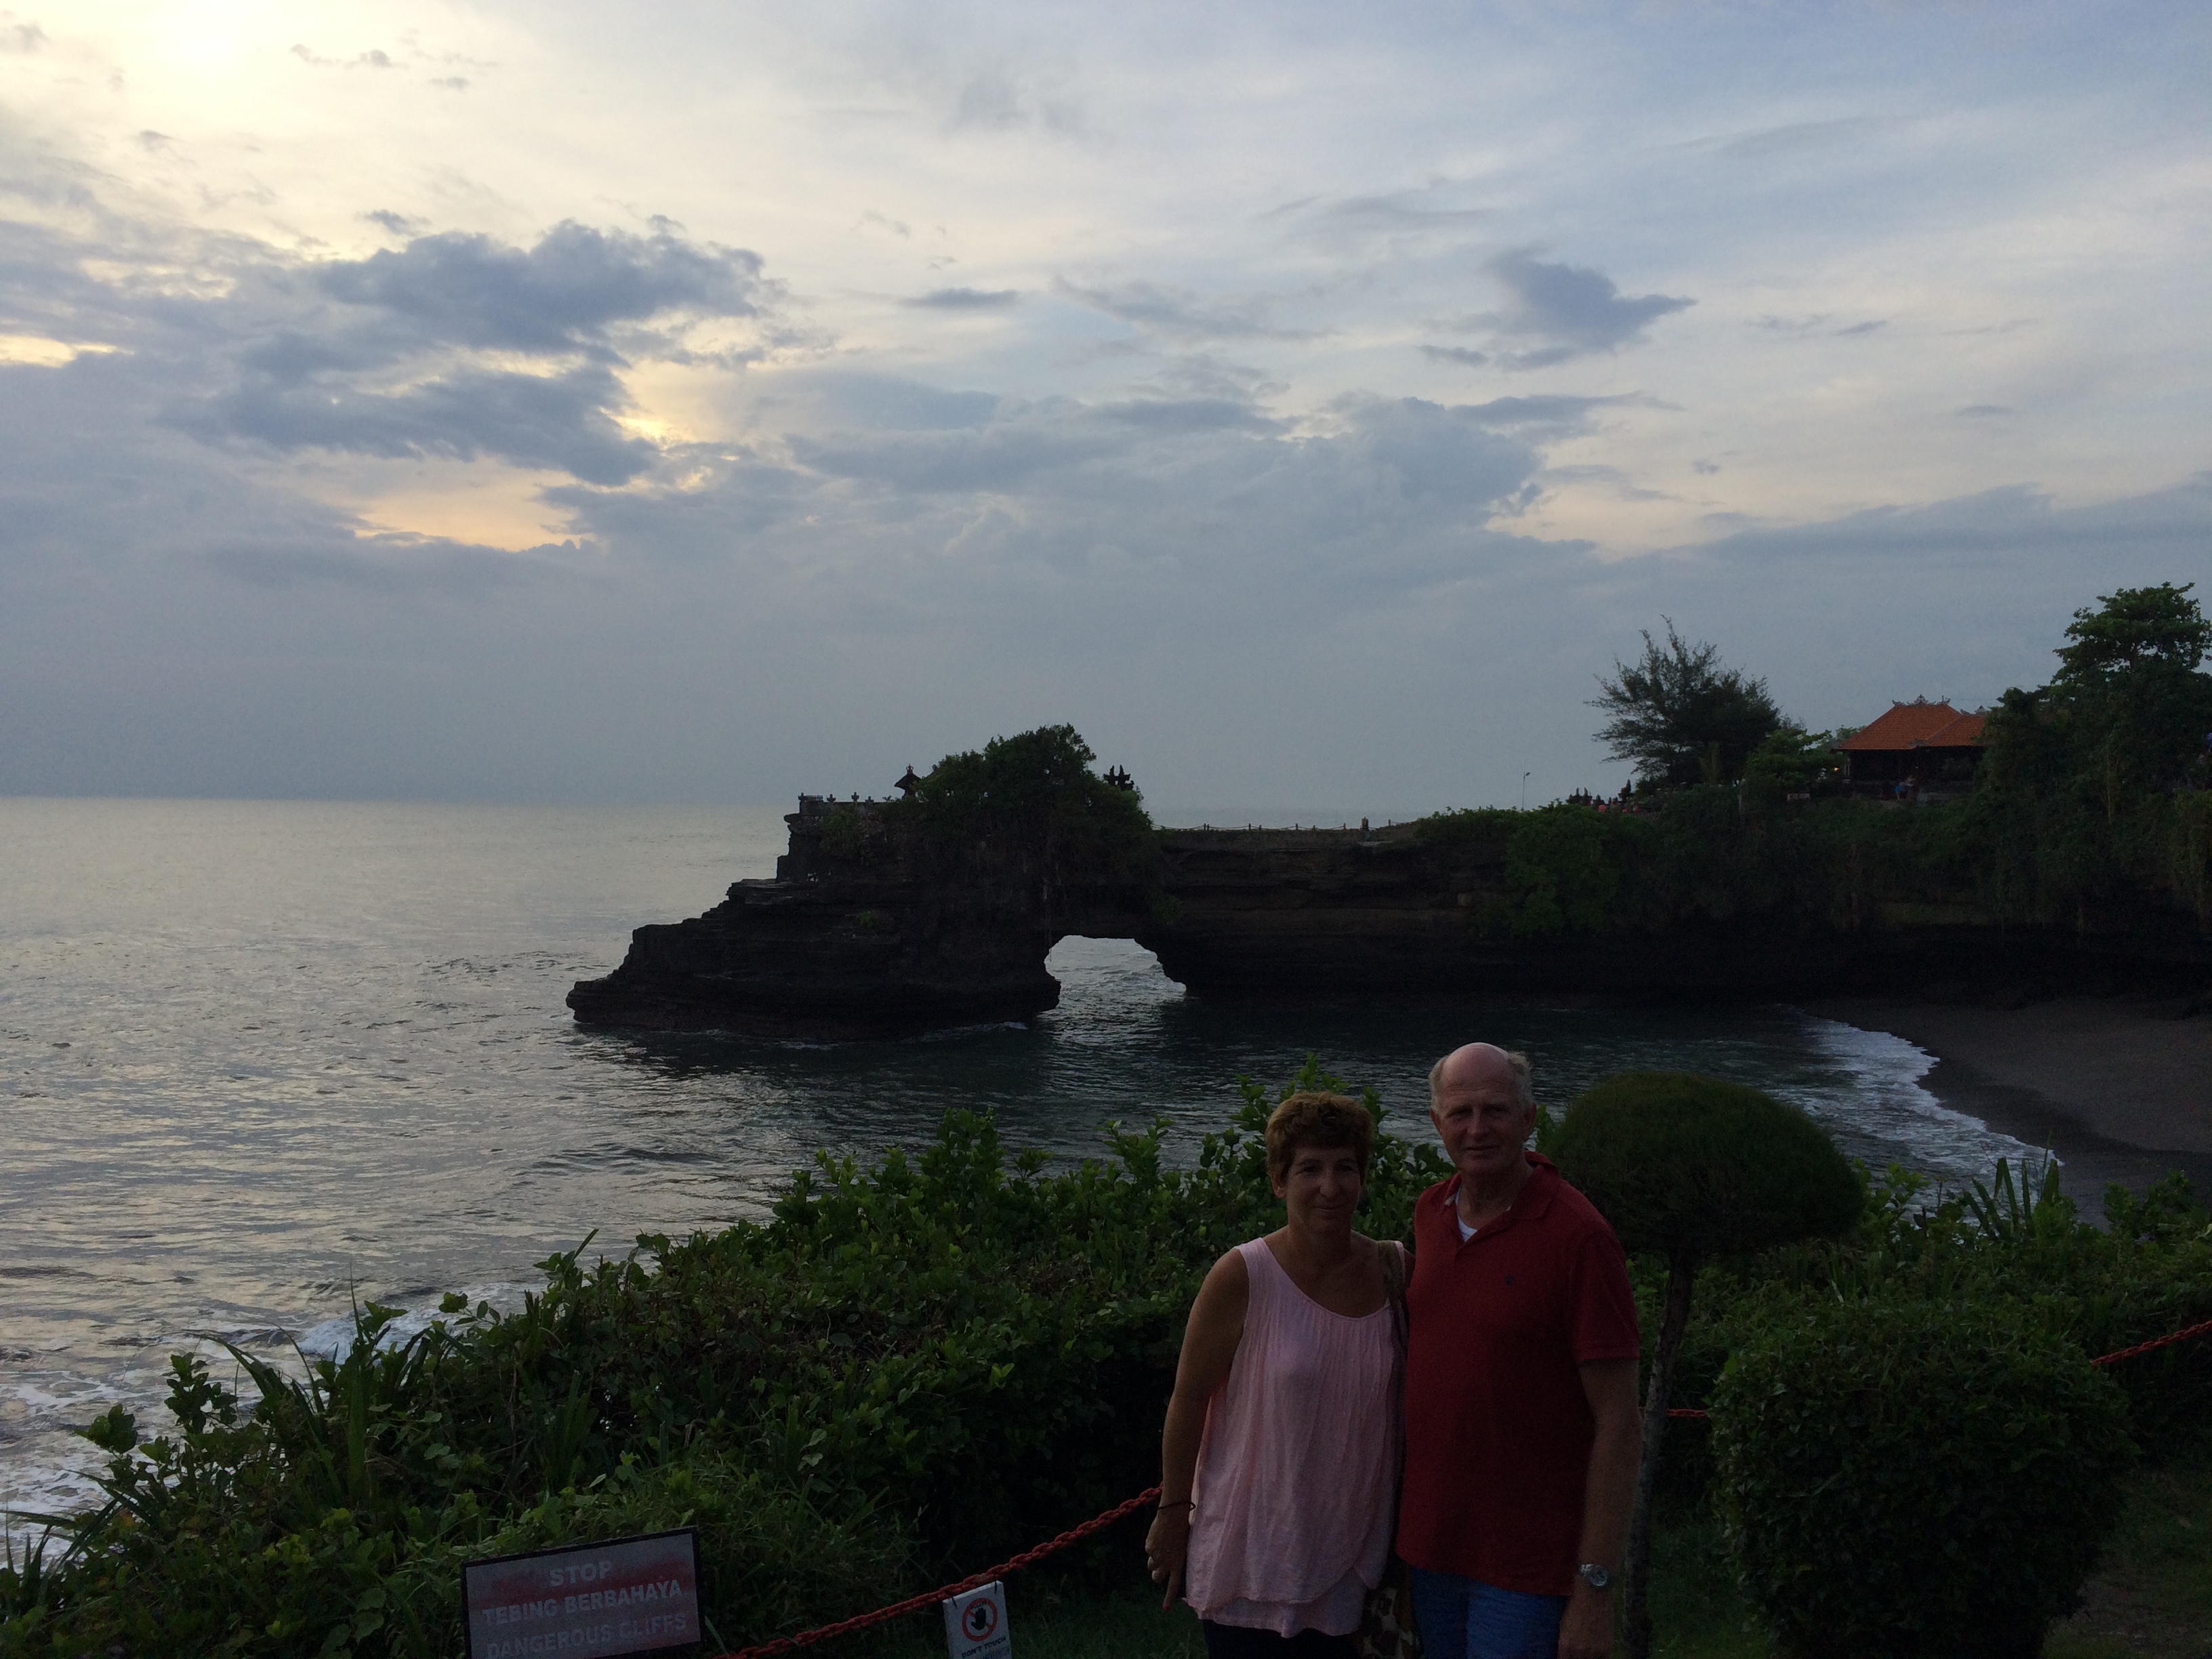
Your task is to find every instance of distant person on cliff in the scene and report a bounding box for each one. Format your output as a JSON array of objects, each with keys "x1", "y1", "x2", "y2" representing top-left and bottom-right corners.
[
  {"x1": 1400, "y1": 1044, "x2": 1642, "y2": 1659},
  {"x1": 1147, "y1": 1092, "x2": 1406, "y2": 1658}
]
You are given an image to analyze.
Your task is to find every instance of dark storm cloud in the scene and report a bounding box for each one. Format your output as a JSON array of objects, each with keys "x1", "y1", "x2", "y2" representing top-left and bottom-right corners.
[
  {"x1": 903, "y1": 286, "x2": 1019, "y2": 309},
  {"x1": 316, "y1": 221, "x2": 765, "y2": 356},
  {"x1": 1474, "y1": 250, "x2": 1693, "y2": 369}
]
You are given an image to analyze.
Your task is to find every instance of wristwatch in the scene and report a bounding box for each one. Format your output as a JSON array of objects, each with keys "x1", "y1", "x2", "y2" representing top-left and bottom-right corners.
[{"x1": 1576, "y1": 1563, "x2": 1614, "y2": 1591}]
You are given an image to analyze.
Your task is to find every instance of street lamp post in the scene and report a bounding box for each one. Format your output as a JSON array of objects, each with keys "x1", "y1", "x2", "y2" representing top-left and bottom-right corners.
[{"x1": 1522, "y1": 771, "x2": 1531, "y2": 811}]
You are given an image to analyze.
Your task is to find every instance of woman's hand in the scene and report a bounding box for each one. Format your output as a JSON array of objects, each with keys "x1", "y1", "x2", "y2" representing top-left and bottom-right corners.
[{"x1": 1145, "y1": 1504, "x2": 1193, "y2": 1609}]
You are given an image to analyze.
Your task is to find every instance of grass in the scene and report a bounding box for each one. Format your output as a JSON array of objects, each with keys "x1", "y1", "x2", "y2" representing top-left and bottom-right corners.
[
  {"x1": 2047, "y1": 1451, "x2": 2212, "y2": 1659},
  {"x1": 799, "y1": 1442, "x2": 2212, "y2": 1659}
]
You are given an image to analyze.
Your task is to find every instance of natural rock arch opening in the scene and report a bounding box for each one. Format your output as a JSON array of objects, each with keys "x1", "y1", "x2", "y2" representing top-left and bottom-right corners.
[{"x1": 1042, "y1": 935, "x2": 1187, "y2": 1015}]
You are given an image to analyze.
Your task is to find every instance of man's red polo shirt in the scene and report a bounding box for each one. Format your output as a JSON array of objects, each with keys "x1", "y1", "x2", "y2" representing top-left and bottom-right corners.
[{"x1": 1396, "y1": 1152, "x2": 1641, "y2": 1596}]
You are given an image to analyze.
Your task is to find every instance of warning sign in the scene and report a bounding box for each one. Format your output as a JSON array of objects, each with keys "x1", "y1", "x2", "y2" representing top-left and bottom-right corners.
[
  {"x1": 943, "y1": 1579, "x2": 1011, "y2": 1659},
  {"x1": 462, "y1": 1528, "x2": 700, "y2": 1659}
]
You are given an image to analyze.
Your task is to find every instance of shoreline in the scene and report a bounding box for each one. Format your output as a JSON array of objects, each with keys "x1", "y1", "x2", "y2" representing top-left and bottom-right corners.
[{"x1": 1803, "y1": 993, "x2": 2212, "y2": 1206}]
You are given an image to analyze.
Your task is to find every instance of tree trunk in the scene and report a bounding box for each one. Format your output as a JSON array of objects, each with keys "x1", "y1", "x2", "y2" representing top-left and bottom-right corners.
[{"x1": 1623, "y1": 1254, "x2": 1696, "y2": 1659}]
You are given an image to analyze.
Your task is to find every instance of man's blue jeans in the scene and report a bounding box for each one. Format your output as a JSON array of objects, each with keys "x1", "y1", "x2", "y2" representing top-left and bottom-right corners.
[{"x1": 1409, "y1": 1565, "x2": 1570, "y2": 1659}]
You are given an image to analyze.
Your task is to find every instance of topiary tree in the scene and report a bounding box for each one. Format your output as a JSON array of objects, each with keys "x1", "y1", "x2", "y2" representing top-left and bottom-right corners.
[
  {"x1": 1551, "y1": 1070, "x2": 1861, "y2": 1659},
  {"x1": 1712, "y1": 1296, "x2": 2135, "y2": 1658}
]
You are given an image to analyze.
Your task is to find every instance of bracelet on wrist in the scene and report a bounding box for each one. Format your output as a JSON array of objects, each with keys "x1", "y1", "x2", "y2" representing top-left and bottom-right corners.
[{"x1": 1157, "y1": 1499, "x2": 1194, "y2": 1511}]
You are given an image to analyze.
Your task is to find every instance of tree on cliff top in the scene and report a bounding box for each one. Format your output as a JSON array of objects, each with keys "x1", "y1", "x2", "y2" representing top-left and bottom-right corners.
[
  {"x1": 1590, "y1": 621, "x2": 1784, "y2": 787},
  {"x1": 907, "y1": 724, "x2": 1157, "y2": 880}
]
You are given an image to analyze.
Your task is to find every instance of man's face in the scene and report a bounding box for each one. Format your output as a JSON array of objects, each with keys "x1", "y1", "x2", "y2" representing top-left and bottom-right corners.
[{"x1": 1429, "y1": 1051, "x2": 1538, "y2": 1185}]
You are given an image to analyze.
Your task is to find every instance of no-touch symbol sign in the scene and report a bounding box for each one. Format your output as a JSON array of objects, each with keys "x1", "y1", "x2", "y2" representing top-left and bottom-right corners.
[{"x1": 942, "y1": 1580, "x2": 1011, "y2": 1659}]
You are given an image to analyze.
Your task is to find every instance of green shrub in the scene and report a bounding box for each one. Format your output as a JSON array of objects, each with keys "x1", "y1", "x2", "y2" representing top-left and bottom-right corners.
[
  {"x1": 9, "y1": 1059, "x2": 1443, "y2": 1658},
  {"x1": 1551, "y1": 1073, "x2": 1860, "y2": 1265},
  {"x1": 1713, "y1": 1296, "x2": 2137, "y2": 1659},
  {"x1": 1554, "y1": 1072, "x2": 1860, "y2": 1659}
]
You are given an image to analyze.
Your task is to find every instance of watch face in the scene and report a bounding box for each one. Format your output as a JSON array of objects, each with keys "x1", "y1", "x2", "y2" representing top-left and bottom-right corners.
[{"x1": 1579, "y1": 1563, "x2": 1612, "y2": 1589}]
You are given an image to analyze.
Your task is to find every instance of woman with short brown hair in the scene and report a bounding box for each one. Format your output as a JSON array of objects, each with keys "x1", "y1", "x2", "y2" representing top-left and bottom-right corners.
[{"x1": 1146, "y1": 1091, "x2": 1405, "y2": 1658}]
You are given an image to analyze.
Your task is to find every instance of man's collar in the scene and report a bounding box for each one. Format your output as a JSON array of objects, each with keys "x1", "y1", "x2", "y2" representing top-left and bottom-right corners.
[{"x1": 1441, "y1": 1153, "x2": 1559, "y2": 1229}]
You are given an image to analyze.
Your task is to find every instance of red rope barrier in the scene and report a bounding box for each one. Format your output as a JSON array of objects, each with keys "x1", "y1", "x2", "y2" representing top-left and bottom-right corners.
[
  {"x1": 714, "y1": 1486, "x2": 1161, "y2": 1659},
  {"x1": 1663, "y1": 1315, "x2": 2212, "y2": 1420},
  {"x1": 712, "y1": 1311, "x2": 2212, "y2": 1653},
  {"x1": 2089, "y1": 1314, "x2": 2212, "y2": 1368}
]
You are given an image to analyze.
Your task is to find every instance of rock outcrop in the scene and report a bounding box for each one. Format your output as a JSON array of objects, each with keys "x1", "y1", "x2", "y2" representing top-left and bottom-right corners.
[{"x1": 568, "y1": 799, "x2": 2209, "y2": 1038}]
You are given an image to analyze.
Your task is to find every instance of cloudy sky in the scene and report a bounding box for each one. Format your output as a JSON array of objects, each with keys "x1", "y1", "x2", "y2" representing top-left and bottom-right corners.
[{"x1": 3, "y1": 1, "x2": 2207, "y2": 814}]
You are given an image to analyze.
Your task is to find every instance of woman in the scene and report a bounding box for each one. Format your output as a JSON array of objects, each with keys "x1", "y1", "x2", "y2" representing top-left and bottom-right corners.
[{"x1": 1146, "y1": 1092, "x2": 1406, "y2": 1658}]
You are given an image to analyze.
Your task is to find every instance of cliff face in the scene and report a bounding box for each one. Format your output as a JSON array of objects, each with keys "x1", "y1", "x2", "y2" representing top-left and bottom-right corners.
[
  {"x1": 567, "y1": 801, "x2": 2212, "y2": 1038},
  {"x1": 565, "y1": 795, "x2": 1149, "y2": 1038}
]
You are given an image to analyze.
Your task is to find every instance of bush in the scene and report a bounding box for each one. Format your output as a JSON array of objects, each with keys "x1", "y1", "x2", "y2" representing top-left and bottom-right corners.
[
  {"x1": 7, "y1": 1060, "x2": 1444, "y2": 1658},
  {"x1": 1550, "y1": 1073, "x2": 1860, "y2": 1265},
  {"x1": 1713, "y1": 1296, "x2": 2136, "y2": 1659}
]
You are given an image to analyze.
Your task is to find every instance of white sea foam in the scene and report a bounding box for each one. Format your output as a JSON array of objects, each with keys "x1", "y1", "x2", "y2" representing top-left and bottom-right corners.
[
  {"x1": 2, "y1": 1282, "x2": 536, "y2": 1550},
  {"x1": 1778, "y1": 1012, "x2": 2053, "y2": 1187}
]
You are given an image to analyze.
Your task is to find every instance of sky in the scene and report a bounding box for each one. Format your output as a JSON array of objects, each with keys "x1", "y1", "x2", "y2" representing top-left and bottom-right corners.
[{"x1": 1, "y1": 1, "x2": 2207, "y2": 816}]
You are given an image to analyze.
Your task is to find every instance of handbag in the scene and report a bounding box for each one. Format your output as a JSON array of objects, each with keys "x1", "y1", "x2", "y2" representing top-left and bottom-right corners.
[{"x1": 1355, "y1": 1240, "x2": 1423, "y2": 1659}]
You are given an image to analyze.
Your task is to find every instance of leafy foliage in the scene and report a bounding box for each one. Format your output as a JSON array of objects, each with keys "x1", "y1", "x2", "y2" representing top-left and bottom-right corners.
[
  {"x1": 1971, "y1": 583, "x2": 2212, "y2": 924},
  {"x1": 1552, "y1": 1071, "x2": 1861, "y2": 1659},
  {"x1": 3, "y1": 1060, "x2": 1444, "y2": 1658},
  {"x1": 1590, "y1": 619, "x2": 1784, "y2": 786},
  {"x1": 901, "y1": 724, "x2": 1158, "y2": 886},
  {"x1": 1550, "y1": 1072, "x2": 1861, "y2": 1267},
  {"x1": 7, "y1": 1067, "x2": 2207, "y2": 1659},
  {"x1": 1713, "y1": 1296, "x2": 2136, "y2": 1659}
]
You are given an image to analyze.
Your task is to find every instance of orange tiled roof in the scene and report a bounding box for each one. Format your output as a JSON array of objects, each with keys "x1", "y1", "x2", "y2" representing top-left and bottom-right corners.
[{"x1": 1836, "y1": 701, "x2": 1987, "y2": 752}]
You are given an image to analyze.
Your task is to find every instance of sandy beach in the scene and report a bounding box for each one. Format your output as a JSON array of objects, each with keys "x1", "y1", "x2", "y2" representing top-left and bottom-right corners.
[{"x1": 1805, "y1": 993, "x2": 2212, "y2": 1203}]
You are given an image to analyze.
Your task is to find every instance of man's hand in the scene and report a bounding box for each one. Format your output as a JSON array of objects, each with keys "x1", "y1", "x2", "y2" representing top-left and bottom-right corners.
[
  {"x1": 1557, "y1": 1580, "x2": 1614, "y2": 1658},
  {"x1": 1144, "y1": 1507, "x2": 1191, "y2": 1610}
]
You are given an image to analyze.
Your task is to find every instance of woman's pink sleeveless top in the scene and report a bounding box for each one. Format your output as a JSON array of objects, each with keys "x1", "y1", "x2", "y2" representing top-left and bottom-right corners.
[{"x1": 1183, "y1": 1237, "x2": 1403, "y2": 1637}]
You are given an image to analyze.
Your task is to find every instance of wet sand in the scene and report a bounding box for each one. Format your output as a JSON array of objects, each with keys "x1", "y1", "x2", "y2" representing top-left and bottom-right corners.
[{"x1": 1804, "y1": 994, "x2": 2212, "y2": 1205}]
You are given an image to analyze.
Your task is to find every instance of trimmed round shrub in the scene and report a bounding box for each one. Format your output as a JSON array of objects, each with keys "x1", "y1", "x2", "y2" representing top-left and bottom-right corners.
[
  {"x1": 1713, "y1": 1296, "x2": 2136, "y2": 1659},
  {"x1": 1551, "y1": 1070, "x2": 1861, "y2": 1262},
  {"x1": 1555, "y1": 1070, "x2": 1862, "y2": 1659}
]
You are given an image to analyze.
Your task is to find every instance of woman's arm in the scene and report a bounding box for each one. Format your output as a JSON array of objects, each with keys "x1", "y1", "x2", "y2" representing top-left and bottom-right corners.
[{"x1": 1146, "y1": 1248, "x2": 1250, "y2": 1608}]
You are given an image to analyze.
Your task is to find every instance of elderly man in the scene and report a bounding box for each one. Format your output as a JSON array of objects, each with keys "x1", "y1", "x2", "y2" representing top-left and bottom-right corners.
[{"x1": 1397, "y1": 1043, "x2": 1642, "y2": 1659}]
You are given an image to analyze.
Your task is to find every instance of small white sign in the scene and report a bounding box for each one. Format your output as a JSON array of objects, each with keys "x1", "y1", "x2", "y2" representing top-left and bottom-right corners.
[{"x1": 943, "y1": 1579, "x2": 1012, "y2": 1659}]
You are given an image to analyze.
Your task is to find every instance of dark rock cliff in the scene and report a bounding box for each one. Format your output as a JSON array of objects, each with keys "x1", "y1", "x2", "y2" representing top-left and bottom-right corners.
[{"x1": 567, "y1": 800, "x2": 2212, "y2": 1038}]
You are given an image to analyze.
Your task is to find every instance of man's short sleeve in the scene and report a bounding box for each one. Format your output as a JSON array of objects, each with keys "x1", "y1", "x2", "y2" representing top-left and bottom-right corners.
[{"x1": 1568, "y1": 1223, "x2": 1641, "y2": 1364}]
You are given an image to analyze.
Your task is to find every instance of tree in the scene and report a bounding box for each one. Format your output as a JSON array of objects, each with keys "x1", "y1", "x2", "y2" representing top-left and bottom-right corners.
[
  {"x1": 2050, "y1": 582, "x2": 2212, "y2": 801},
  {"x1": 1550, "y1": 1071, "x2": 1862, "y2": 1659},
  {"x1": 904, "y1": 724, "x2": 1158, "y2": 884},
  {"x1": 1742, "y1": 723, "x2": 1839, "y2": 795},
  {"x1": 2053, "y1": 580, "x2": 2212, "y2": 687},
  {"x1": 1589, "y1": 621, "x2": 1784, "y2": 787}
]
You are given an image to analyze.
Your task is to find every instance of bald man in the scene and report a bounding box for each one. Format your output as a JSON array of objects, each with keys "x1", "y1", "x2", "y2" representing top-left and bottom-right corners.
[{"x1": 1395, "y1": 1044, "x2": 1642, "y2": 1659}]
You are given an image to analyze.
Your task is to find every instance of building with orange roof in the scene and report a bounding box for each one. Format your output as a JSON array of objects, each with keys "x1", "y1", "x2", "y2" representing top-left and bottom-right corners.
[{"x1": 1835, "y1": 699, "x2": 1988, "y2": 794}]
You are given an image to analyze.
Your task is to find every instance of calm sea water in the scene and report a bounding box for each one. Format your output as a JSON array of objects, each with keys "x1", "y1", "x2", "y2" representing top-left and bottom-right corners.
[{"x1": 1, "y1": 799, "x2": 2040, "y2": 1527}]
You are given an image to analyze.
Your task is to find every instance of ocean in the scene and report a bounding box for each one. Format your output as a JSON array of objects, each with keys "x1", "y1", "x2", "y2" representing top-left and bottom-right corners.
[{"x1": 1, "y1": 798, "x2": 2043, "y2": 1530}]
